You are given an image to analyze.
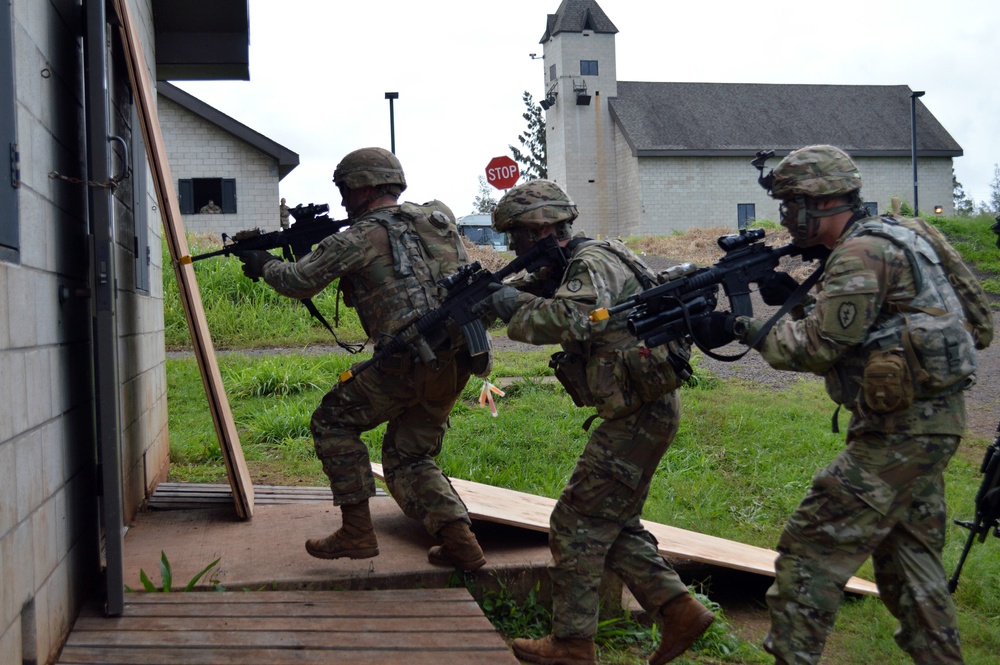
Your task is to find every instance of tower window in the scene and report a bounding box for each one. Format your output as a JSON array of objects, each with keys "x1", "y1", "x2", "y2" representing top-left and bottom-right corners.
[
  {"x1": 580, "y1": 60, "x2": 598, "y2": 76},
  {"x1": 549, "y1": 64, "x2": 557, "y2": 83}
]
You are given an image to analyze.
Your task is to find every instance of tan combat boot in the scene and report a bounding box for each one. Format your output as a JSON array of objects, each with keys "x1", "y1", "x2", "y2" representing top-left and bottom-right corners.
[
  {"x1": 512, "y1": 634, "x2": 596, "y2": 665},
  {"x1": 649, "y1": 593, "x2": 715, "y2": 665},
  {"x1": 305, "y1": 501, "x2": 379, "y2": 560},
  {"x1": 427, "y1": 520, "x2": 486, "y2": 571}
]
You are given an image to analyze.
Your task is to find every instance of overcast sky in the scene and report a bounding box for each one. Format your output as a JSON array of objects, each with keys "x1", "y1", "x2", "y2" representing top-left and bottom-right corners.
[{"x1": 174, "y1": 0, "x2": 1000, "y2": 221}]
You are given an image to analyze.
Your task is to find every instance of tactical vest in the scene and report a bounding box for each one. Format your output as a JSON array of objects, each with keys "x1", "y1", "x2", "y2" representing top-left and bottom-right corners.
[
  {"x1": 348, "y1": 201, "x2": 469, "y2": 341},
  {"x1": 553, "y1": 239, "x2": 689, "y2": 420},
  {"x1": 827, "y1": 218, "x2": 977, "y2": 408}
]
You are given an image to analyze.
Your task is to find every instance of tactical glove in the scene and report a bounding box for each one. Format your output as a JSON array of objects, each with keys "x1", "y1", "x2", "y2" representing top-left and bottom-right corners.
[
  {"x1": 690, "y1": 312, "x2": 738, "y2": 349},
  {"x1": 237, "y1": 250, "x2": 279, "y2": 281},
  {"x1": 758, "y1": 271, "x2": 799, "y2": 306},
  {"x1": 474, "y1": 282, "x2": 525, "y2": 323}
]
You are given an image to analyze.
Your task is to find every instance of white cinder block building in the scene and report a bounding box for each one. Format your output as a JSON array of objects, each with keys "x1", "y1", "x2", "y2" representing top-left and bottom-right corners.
[
  {"x1": 539, "y1": 0, "x2": 963, "y2": 238},
  {"x1": 158, "y1": 82, "x2": 299, "y2": 238},
  {"x1": 1, "y1": 1, "x2": 251, "y2": 662}
]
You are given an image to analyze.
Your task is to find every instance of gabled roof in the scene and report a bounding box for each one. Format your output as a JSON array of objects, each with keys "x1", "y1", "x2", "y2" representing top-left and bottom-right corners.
[
  {"x1": 157, "y1": 82, "x2": 299, "y2": 179},
  {"x1": 540, "y1": 0, "x2": 618, "y2": 43},
  {"x1": 609, "y1": 82, "x2": 962, "y2": 158}
]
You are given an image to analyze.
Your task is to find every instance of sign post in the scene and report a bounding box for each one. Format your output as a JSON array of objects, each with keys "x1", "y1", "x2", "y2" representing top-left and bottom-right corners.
[{"x1": 485, "y1": 156, "x2": 520, "y2": 190}]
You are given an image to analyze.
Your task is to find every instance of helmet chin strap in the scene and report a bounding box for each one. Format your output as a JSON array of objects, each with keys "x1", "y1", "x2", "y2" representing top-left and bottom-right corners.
[{"x1": 791, "y1": 200, "x2": 856, "y2": 246}]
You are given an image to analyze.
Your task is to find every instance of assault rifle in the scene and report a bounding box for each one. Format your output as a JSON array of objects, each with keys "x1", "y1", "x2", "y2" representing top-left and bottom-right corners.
[
  {"x1": 185, "y1": 203, "x2": 350, "y2": 344},
  {"x1": 339, "y1": 235, "x2": 568, "y2": 384},
  {"x1": 186, "y1": 203, "x2": 347, "y2": 264},
  {"x1": 948, "y1": 422, "x2": 1000, "y2": 593},
  {"x1": 590, "y1": 228, "x2": 826, "y2": 357}
]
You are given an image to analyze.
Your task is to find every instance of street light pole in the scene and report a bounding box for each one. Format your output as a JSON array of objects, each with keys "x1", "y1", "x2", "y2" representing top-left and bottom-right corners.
[
  {"x1": 385, "y1": 92, "x2": 399, "y2": 154},
  {"x1": 910, "y1": 90, "x2": 925, "y2": 215}
]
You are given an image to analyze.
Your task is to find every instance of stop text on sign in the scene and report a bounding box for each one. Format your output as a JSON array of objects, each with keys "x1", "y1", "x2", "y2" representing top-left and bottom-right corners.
[{"x1": 485, "y1": 156, "x2": 520, "y2": 190}]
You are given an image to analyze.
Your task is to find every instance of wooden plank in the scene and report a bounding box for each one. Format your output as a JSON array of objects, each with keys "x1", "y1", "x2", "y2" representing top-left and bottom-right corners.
[
  {"x1": 58, "y1": 590, "x2": 518, "y2": 665},
  {"x1": 111, "y1": 0, "x2": 253, "y2": 517},
  {"x1": 122, "y1": 588, "x2": 471, "y2": 604},
  {"x1": 70, "y1": 616, "x2": 495, "y2": 633},
  {"x1": 58, "y1": 647, "x2": 514, "y2": 665},
  {"x1": 370, "y1": 463, "x2": 880, "y2": 597}
]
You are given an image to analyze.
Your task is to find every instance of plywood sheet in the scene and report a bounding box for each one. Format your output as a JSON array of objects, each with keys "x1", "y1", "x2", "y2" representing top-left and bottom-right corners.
[
  {"x1": 112, "y1": 0, "x2": 253, "y2": 517},
  {"x1": 372, "y1": 463, "x2": 879, "y2": 597}
]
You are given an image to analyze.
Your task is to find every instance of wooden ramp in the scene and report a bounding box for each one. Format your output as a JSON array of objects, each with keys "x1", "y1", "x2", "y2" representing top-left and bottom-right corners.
[
  {"x1": 371, "y1": 463, "x2": 880, "y2": 597},
  {"x1": 57, "y1": 589, "x2": 518, "y2": 664}
]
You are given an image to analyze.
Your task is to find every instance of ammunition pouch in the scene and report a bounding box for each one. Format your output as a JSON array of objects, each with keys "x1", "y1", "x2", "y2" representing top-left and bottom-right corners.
[
  {"x1": 550, "y1": 351, "x2": 594, "y2": 408},
  {"x1": 862, "y1": 349, "x2": 913, "y2": 414}
]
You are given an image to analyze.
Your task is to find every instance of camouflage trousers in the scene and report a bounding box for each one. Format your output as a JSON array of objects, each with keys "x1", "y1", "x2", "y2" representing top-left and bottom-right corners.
[
  {"x1": 764, "y1": 431, "x2": 963, "y2": 664},
  {"x1": 548, "y1": 390, "x2": 690, "y2": 638},
  {"x1": 310, "y1": 347, "x2": 473, "y2": 537}
]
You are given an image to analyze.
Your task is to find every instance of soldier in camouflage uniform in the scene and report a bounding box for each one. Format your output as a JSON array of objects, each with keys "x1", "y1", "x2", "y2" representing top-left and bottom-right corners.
[
  {"x1": 699, "y1": 145, "x2": 970, "y2": 664},
  {"x1": 237, "y1": 147, "x2": 488, "y2": 571},
  {"x1": 475, "y1": 180, "x2": 715, "y2": 665},
  {"x1": 279, "y1": 197, "x2": 290, "y2": 230}
]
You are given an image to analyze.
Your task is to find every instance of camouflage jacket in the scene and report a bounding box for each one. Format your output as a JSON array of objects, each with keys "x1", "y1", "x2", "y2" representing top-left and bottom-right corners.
[
  {"x1": 261, "y1": 203, "x2": 467, "y2": 342},
  {"x1": 508, "y1": 238, "x2": 688, "y2": 418},
  {"x1": 745, "y1": 217, "x2": 966, "y2": 435}
]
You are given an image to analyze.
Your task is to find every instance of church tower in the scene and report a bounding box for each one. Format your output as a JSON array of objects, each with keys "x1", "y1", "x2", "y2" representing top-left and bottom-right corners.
[{"x1": 539, "y1": 0, "x2": 619, "y2": 237}]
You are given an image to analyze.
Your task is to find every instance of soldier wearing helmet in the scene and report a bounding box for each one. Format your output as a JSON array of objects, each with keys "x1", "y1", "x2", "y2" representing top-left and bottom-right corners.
[
  {"x1": 237, "y1": 147, "x2": 488, "y2": 573},
  {"x1": 700, "y1": 145, "x2": 970, "y2": 664},
  {"x1": 477, "y1": 179, "x2": 715, "y2": 665}
]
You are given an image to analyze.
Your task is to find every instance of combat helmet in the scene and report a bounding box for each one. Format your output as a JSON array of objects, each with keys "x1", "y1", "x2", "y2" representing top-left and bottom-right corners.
[
  {"x1": 492, "y1": 179, "x2": 578, "y2": 232},
  {"x1": 769, "y1": 145, "x2": 862, "y2": 200},
  {"x1": 333, "y1": 147, "x2": 407, "y2": 194}
]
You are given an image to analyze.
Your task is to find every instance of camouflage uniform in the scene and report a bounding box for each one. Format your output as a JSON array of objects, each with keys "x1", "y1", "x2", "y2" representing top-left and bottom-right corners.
[
  {"x1": 506, "y1": 239, "x2": 692, "y2": 638},
  {"x1": 743, "y1": 218, "x2": 965, "y2": 664},
  {"x1": 279, "y1": 199, "x2": 290, "y2": 230},
  {"x1": 260, "y1": 203, "x2": 477, "y2": 537}
]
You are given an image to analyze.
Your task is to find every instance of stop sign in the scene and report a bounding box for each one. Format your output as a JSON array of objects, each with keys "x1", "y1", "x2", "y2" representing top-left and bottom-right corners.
[{"x1": 485, "y1": 156, "x2": 520, "y2": 190}]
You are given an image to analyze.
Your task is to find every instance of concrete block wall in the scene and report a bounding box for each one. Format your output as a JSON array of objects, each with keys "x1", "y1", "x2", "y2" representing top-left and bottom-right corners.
[
  {"x1": 2, "y1": 1, "x2": 166, "y2": 663},
  {"x1": 629, "y1": 154, "x2": 956, "y2": 236},
  {"x1": 543, "y1": 30, "x2": 618, "y2": 238},
  {"x1": 159, "y1": 95, "x2": 283, "y2": 238}
]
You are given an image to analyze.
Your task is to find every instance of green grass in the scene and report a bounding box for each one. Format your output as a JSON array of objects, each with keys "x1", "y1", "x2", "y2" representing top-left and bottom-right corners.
[
  {"x1": 162, "y1": 224, "x2": 1000, "y2": 663},
  {"x1": 927, "y1": 214, "x2": 1000, "y2": 296}
]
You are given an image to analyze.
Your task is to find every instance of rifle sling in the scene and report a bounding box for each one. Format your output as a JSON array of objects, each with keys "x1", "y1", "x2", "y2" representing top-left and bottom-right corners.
[{"x1": 300, "y1": 297, "x2": 364, "y2": 354}]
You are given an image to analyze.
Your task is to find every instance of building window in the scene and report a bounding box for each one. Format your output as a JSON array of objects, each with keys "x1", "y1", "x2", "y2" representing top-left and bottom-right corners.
[
  {"x1": 178, "y1": 178, "x2": 237, "y2": 214},
  {"x1": 549, "y1": 64, "x2": 556, "y2": 84},
  {"x1": 580, "y1": 60, "x2": 598, "y2": 76},
  {"x1": 862, "y1": 202, "x2": 878, "y2": 217},
  {"x1": 737, "y1": 203, "x2": 756, "y2": 229},
  {"x1": 0, "y1": 2, "x2": 19, "y2": 262}
]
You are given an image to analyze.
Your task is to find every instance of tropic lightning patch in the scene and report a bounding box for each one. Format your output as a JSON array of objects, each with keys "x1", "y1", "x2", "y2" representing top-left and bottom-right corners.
[
  {"x1": 566, "y1": 278, "x2": 583, "y2": 293},
  {"x1": 838, "y1": 301, "x2": 857, "y2": 329},
  {"x1": 821, "y1": 294, "x2": 872, "y2": 343}
]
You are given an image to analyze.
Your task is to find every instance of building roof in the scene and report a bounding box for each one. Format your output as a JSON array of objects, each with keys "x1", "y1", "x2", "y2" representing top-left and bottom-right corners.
[
  {"x1": 157, "y1": 82, "x2": 300, "y2": 179},
  {"x1": 609, "y1": 82, "x2": 963, "y2": 158},
  {"x1": 540, "y1": 0, "x2": 618, "y2": 43},
  {"x1": 152, "y1": 0, "x2": 250, "y2": 80}
]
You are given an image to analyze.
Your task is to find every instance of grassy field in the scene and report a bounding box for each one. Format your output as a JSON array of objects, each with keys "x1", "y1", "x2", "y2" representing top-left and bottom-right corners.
[{"x1": 164, "y1": 216, "x2": 1000, "y2": 664}]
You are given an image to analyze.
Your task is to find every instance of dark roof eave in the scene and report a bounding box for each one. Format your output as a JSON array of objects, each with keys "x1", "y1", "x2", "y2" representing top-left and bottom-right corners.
[{"x1": 157, "y1": 81, "x2": 300, "y2": 178}]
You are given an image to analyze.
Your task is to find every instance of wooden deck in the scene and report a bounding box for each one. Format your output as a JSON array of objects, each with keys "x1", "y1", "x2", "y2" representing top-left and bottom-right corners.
[{"x1": 57, "y1": 589, "x2": 519, "y2": 664}]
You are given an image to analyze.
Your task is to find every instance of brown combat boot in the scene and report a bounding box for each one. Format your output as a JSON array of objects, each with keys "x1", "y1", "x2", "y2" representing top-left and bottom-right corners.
[
  {"x1": 511, "y1": 634, "x2": 596, "y2": 665},
  {"x1": 305, "y1": 501, "x2": 379, "y2": 560},
  {"x1": 648, "y1": 593, "x2": 715, "y2": 665},
  {"x1": 427, "y1": 520, "x2": 486, "y2": 571}
]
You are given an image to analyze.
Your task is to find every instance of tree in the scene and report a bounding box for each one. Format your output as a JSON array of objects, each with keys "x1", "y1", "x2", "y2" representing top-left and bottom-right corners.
[
  {"x1": 953, "y1": 169, "x2": 975, "y2": 216},
  {"x1": 509, "y1": 91, "x2": 546, "y2": 181},
  {"x1": 988, "y1": 163, "x2": 1000, "y2": 216},
  {"x1": 472, "y1": 176, "x2": 498, "y2": 214}
]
